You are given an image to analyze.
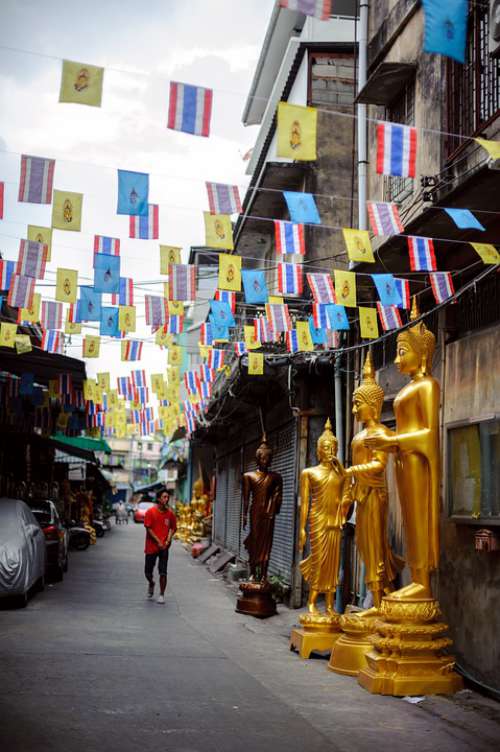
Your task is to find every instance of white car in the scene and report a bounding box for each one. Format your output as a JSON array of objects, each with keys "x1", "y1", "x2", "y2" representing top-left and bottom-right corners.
[{"x1": 0, "y1": 498, "x2": 46, "y2": 607}]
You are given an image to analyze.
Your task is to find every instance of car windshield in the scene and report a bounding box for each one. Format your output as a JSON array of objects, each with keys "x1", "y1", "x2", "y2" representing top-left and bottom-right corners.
[
  {"x1": 31, "y1": 510, "x2": 52, "y2": 527},
  {"x1": 138, "y1": 502, "x2": 154, "y2": 509}
]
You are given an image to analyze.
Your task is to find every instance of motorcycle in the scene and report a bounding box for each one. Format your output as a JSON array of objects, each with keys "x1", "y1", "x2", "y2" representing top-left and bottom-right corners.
[
  {"x1": 67, "y1": 523, "x2": 91, "y2": 551},
  {"x1": 92, "y1": 518, "x2": 106, "y2": 538}
]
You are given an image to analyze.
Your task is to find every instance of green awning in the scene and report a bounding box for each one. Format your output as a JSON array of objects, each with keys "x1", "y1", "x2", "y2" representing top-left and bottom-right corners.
[{"x1": 51, "y1": 434, "x2": 112, "y2": 455}]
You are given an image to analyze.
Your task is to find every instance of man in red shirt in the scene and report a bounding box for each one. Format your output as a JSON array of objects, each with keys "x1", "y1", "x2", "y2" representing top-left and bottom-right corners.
[{"x1": 144, "y1": 488, "x2": 177, "y2": 604}]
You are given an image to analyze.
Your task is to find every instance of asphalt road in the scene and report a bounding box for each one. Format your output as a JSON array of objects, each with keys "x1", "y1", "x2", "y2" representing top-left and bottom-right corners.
[{"x1": 1, "y1": 523, "x2": 499, "y2": 752}]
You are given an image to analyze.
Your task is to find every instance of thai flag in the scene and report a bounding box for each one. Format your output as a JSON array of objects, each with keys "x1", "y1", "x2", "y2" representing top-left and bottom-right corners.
[
  {"x1": 274, "y1": 220, "x2": 306, "y2": 255},
  {"x1": 0, "y1": 260, "x2": 15, "y2": 290},
  {"x1": 18, "y1": 155, "x2": 55, "y2": 204},
  {"x1": 17, "y1": 239, "x2": 47, "y2": 279},
  {"x1": 234, "y1": 341, "x2": 246, "y2": 356},
  {"x1": 111, "y1": 277, "x2": 134, "y2": 306},
  {"x1": 376, "y1": 303, "x2": 403, "y2": 331},
  {"x1": 145, "y1": 295, "x2": 168, "y2": 326},
  {"x1": 430, "y1": 272, "x2": 455, "y2": 304},
  {"x1": 206, "y1": 182, "x2": 242, "y2": 215},
  {"x1": 73, "y1": 389, "x2": 84, "y2": 409},
  {"x1": 184, "y1": 371, "x2": 200, "y2": 395},
  {"x1": 93, "y1": 235, "x2": 120, "y2": 258},
  {"x1": 279, "y1": 0, "x2": 331, "y2": 20},
  {"x1": 254, "y1": 317, "x2": 274, "y2": 343},
  {"x1": 129, "y1": 204, "x2": 159, "y2": 239},
  {"x1": 278, "y1": 263, "x2": 303, "y2": 295},
  {"x1": 168, "y1": 81, "x2": 213, "y2": 137},
  {"x1": 367, "y1": 202, "x2": 405, "y2": 236},
  {"x1": 199, "y1": 364, "x2": 216, "y2": 382},
  {"x1": 200, "y1": 381, "x2": 212, "y2": 400},
  {"x1": 168, "y1": 264, "x2": 196, "y2": 301},
  {"x1": 394, "y1": 278, "x2": 411, "y2": 309},
  {"x1": 41, "y1": 330, "x2": 63, "y2": 354},
  {"x1": 8, "y1": 274, "x2": 35, "y2": 309},
  {"x1": 307, "y1": 272, "x2": 336, "y2": 303},
  {"x1": 265, "y1": 303, "x2": 291, "y2": 333},
  {"x1": 123, "y1": 341, "x2": 143, "y2": 361},
  {"x1": 167, "y1": 315, "x2": 183, "y2": 334},
  {"x1": 376, "y1": 121, "x2": 417, "y2": 178},
  {"x1": 286, "y1": 330, "x2": 299, "y2": 353},
  {"x1": 208, "y1": 349, "x2": 225, "y2": 370},
  {"x1": 200, "y1": 323, "x2": 213, "y2": 346},
  {"x1": 41, "y1": 301, "x2": 63, "y2": 330},
  {"x1": 131, "y1": 369, "x2": 146, "y2": 388},
  {"x1": 117, "y1": 376, "x2": 131, "y2": 395},
  {"x1": 214, "y1": 289, "x2": 236, "y2": 313},
  {"x1": 186, "y1": 413, "x2": 196, "y2": 434},
  {"x1": 407, "y1": 237, "x2": 437, "y2": 271},
  {"x1": 312, "y1": 303, "x2": 329, "y2": 330}
]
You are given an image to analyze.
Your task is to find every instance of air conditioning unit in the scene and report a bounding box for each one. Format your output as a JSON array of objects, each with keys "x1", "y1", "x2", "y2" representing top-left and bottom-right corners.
[{"x1": 490, "y1": 0, "x2": 500, "y2": 57}]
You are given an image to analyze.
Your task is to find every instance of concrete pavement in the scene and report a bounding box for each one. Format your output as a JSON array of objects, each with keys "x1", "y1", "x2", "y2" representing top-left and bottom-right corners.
[{"x1": 0, "y1": 523, "x2": 499, "y2": 752}]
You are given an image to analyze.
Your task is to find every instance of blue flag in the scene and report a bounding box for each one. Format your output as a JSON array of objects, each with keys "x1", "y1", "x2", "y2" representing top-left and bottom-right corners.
[
  {"x1": 117, "y1": 169, "x2": 149, "y2": 216},
  {"x1": 100, "y1": 307, "x2": 120, "y2": 337},
  {"x1": 209, "y1": 300, "x2": 235, "y2": 327},
  {"x1": 422, "y1": 0, "x2": 468, "y2": 63},
  {"x1": 444, "y1": 208, "x2": 485, "y2": 231},
  {"x1": 79, "y1": 286, "x2": 102, "y2": 322},
  {"x1": 326, "y1": 304, "x2": 350, "y2": 330},
  {"x1": 372, "y1": 274, "x2": 402, "y2": 306},
  {"x1": 309, "y1": 317, "x2": 326, "y2": 345},
  {"x1": 94, "y1": 254, "x2": 120, "y2": 294},
  {"x1": 242, "y1": 269, "x2": 268, "y2": 304},
  {"x1": 283, "y1": 191, "x2": 321, "y2": 225},
  {"x1": 208, "y1": 317, "x2": 230, "y2": 340}
]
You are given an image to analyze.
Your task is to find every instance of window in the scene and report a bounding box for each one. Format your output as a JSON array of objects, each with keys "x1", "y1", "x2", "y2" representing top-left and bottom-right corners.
[
  {"x1": 446, "y1": 5, "x2": 500, "y2": 158},
  {"x1": 309, "y1": 52, "x2": 356, "y2": 108},
  {"x1": 448, "y1": 418, "x2": 500, "y2": 518},
  {"x1": 147, "y1": 443, "x2": 153, "y2": 451},
  {"x1": 384, "y1": 79, "x2": 415, "y2": 203}
]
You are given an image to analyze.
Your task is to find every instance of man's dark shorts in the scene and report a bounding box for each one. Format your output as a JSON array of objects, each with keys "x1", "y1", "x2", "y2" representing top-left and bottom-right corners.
[{"x1": 144, "y1": 548, "x2": 170, "y2": 578}]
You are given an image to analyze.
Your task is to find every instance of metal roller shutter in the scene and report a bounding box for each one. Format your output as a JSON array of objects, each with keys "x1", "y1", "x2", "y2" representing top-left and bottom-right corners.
[
  {"x1": 213, "y1": 455, "x2": 228, "y2": 546},
  {"x1": 225, "y1": 449, "x2": 242, "y2": 554}
]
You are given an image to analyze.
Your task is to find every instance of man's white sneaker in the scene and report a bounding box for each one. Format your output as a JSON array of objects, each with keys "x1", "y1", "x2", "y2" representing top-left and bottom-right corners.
[{"x1": 156, "y1": 594, "x2": 165, "y2": 604}]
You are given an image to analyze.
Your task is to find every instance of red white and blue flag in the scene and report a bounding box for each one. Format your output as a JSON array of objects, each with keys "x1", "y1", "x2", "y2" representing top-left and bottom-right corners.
[
  {"x1": 286, "y1": 330, "x2": 299, "y2": 353},
  {"x1": 168, "y1": 81, "x2": 213, "y2": 138},
  {"x1": 145, "y1": 295, "x2": 168, "y2": 327},
  {"x1": 376, "y1": 303, "x2": 403, "y2": 331},
  {"x1": 207, "y1": 348, "x2": 225, "y2": 370},
  {"x1": 214, "y1": 289, "x2": 236, "y2": 313},
  {"x1": 8, "y1": 274, "x2": 35, "y2": 309},
  {"x1": 93, "y1": 235, "x2": 120, "y2": 258},
  {"x1": 234, "y1": 341, "x2": 246, "y2": 356},
  {"x1": 367, "y1": 201, "x2": 405, "y2": 237},
  {"x1": 0, "y1": 260, "x2": 15, "y2": 290},
  {"x1": 394, "y1": 278, "x2": 411, "y2": 309},
  {"x1": 312, "y1": 303, "x2": 329, "y2": 330},
  {"x1": 278, "y1": 262, "x2": 303, "y2": 295},
  {"x1": 254, "y1": 317, "x2": 275, "y2": 343},
  {"x1": 41, "y1": 330, "x2": 64, "y2": 354},
  {"x1": 167, "y1": 315, "x2": 183, "y2": 334},
  {"x1": 168, "y1": 264, "x2": 196, "y2": 301},
  {"x1": 122, "y1": 340, "x2": 143, "y2": 361},
  {"x1": 206, "y1": 182, "x2": 242, "y2": 215},
  {"x1": 112, "y1": 277, "x2": 134, "y2": 306},
  {"x1": 279, "y1": 0, "x2": 331, "y2": 21},
  {"x1": 199, "y1": 381, "x2": 212, "y2": 400},
  {"x1": 199, "y1": 364, "x2": 216, "y2": 382},
  {"x1": 131, "y1": 370, "x2": 146, "y2": 388},
  {"x1": 58, "y1": 374, "x2": 73, "y2": 395},
  {"x1": 17, "y1": 239, "x2": 48, "y2": 279},
  {"x1": 274, "y1": 220, "x2": 306, "y2": 255},
  {"x1": 376, "y1": 121, "x2": 417, "y2": 178},
  {"x1": 117, "y1": 376, "x2": 131, "y2": 396},
  {"x1": 407, "y1": 236, "x2": 437, "y2": 271},
  {"x1": 307, "y1": 272, "x2": 336, "y2": 303},
  {"x1": 18, "y1": 154, "x2": 55, "y2": 204},
  {"x1": 129, "y1": 204, "x2": 159, "y2": 239},
  {"x1": 200, "y1": 323, "x2": 214, "y2": 346},
  {"x1": 41, "y1": 301, "x2": 63, "y2": 330},
  {"x1": 430, "y1": 272, "x2": 454, "y2": 304},
  {"x1": 184, "y1": 371, "x2": 200, "y2": 395},
  {"x1": 265, "y1": 303, "x2": 292, "y2": 333}
]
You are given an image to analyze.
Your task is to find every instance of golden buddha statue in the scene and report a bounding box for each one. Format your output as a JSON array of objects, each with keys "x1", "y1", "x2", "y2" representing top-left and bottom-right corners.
[
  {"x1": 189, "y1": 476, "x2": 210, "y2": 542},
  {"x1": 358, "y1": 299, "x2": 462, "y2": 695},
  {"x1": 290, "y1": 420, "x2": 350, "y2": 658}
]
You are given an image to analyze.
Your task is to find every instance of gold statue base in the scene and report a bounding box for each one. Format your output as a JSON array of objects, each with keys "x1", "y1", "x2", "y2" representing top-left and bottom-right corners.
[
  {"x1": 358, "y1": 594, "x2": 463, "y2": 696},
  {"x1": 290, "y1": 612, "x2": 341, "y2": 659},
  {"x1": 236, "y1": 581, "x2": 277, "y2": 619},
  {"x1": 328, "y1": 611, "x2": 377, "y2": 676}
]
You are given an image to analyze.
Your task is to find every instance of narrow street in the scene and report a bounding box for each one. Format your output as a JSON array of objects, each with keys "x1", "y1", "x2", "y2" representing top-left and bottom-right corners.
[{"x1": 1, "y1": 524, "x2": 499, "y2": 752}]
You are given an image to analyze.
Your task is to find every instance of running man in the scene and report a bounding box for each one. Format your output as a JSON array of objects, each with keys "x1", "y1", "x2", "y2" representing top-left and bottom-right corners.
[{"x1": 144, "y1": 488, "x2": 177, "y2": 604}]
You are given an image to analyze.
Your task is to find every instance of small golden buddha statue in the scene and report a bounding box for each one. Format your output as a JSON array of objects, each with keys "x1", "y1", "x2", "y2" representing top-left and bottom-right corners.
[{"x1": 189, "y1": 477, "x2": 210, "y2": 542}]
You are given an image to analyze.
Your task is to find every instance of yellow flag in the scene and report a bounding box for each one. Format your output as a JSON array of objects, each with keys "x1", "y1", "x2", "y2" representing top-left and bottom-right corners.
[
  {"x1": 268, "y1": 296, "x2": 284, "y2": 304},
  {"x1": 21, "y1": 292, "x2": 41, "y2": 324},
  {"x1": 204, "y1": 212, "x2": 234, "y2": 250},
  {"x1": 342, "y1": 229, "x2": 375, "y2": 263},
  {"x1": 167, "y1": 300, "x2": 184, "y2": 316},
  {"x1": 244, "y1": 324, "x2": 260, "y2": 350},
  {"x1": 28, "y1": 226, "x2": 52, "y2": 262},
  {"x1": 218, "y1": 252, "x2": 241, "y2": 291},
  {"x1": 277, "y1": 101, "x2": 317, "y2": 161},
  {"x1": 359, "y1": 306, "x2": 379, "y2": 339},
  {"x1": 151, "y1": 374, "x2": 164, "y2": 393},
  {"x1": 296, "y1": 320, "x2": 314, "y2": 351},
  {"x1": 55, "y1": 268, "x2": 78, "y2": 303},
  {"x1": 119, "y1": 305, "x2": 136, "y2": 333},
  {"x1": 167, "y1": 366, "x2": 181, "y2": 384},
  {"x1": 108, "y1": 389, "x2": 119, "y2": 408},
  {"x1": 59, "y1": 59, "x2": 104, "y2": 107},
  {"x1": 160, "y1": 245, "x2": 182, "y2": 273},
  {"x1": 470, "y1": 243, "x2": 500, "y2": 265},
  {"x1": 83, "y1": 335, "x2": 100, "y2": 358},
  {"x1": 52, "y1": 190, "x2": 83, "y2": 232},
  {"x1": 49, "y1": 379, "x2": 59, "y2": 398},
  {"x1": 94, "y1": 385, "x2": 103, "y2": 404},
  {"x1": 475, "y1": 138, "x2": 500, "y2": 161},
  {"x1": 97, "y1": 372, "x2": 110, "y2": 392},
  {"x1": 83, "y1": 379, "x2": 96, "y2": 402},
  {"x1": 198, "y1": 343, "x2": 210, "y2": 360},
  {"x1": 0, "y1": 322, "x2": 17, "y2": 348},
  {"x1": 155, "y1": 327, "x2": 172, "y2": 347},
  {"x1": 15, "y1": 334, "x2": 32, "y2": 354},
  {"x1": 334, "y1": 270, "x2": 357, "y2": 308},
  {"x1": 168, "y1": 344, "x2": 182, "y2": 366},
  {"x1": 188, "y1": 392, "x2": 200, "y2": 405},
  {"x1": 65, "y1": 314, "x2": 81, "y2": 335},
  {"x1": 248, "y1": 352, "x2": 264, "y2": 375},
  {"x1": 57, "y1": 412, "x2": 70, "y2": 430}
]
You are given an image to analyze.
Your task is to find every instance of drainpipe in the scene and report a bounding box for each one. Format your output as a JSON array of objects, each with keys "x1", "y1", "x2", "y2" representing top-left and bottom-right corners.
[
  {"x1": 358, "y1": 0, "x2": 369, "y2": 230},
  {"x1": 334, "y1": 356, "x2": 344, "y2": 464}
]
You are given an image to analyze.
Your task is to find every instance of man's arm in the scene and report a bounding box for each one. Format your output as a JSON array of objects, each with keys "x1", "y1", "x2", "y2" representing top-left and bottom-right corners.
[{"x1": 166, "y1": 513, "x2": 177, "y2": 546}]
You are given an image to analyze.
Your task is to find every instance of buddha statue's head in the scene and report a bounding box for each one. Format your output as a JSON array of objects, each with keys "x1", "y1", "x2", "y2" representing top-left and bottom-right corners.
[
  {"x1": 317, "y1": 418, "x2": 338, "y2": 462},
  {"x1": 396, "y1": 297, "x2": 436, "y2": 376},
  {"x1": 352, "y1": 351, "x2": 384, "y2": 423},
  {"x1": 192, "y1": 477, "x2": 204, "y2": 500},
  {"x1": 256, "y1": 434, "x2": 272, "y2": 470}
]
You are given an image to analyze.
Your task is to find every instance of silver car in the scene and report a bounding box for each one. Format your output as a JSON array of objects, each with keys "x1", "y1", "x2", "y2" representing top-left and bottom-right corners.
[{"x1": 0, "y1": 498, "x2": 46, "y2": 607}]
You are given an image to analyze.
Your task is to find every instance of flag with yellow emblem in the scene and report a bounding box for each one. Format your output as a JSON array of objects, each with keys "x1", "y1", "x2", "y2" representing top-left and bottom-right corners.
[
  {"x1": 97, "y1": 372, "x2": 110, "y2": 392},
  {"x1": 20, "y1": 292, "x2": 41, "y2": 324},
  {"x1": 334, "y1": 270, "x2": 357, "y2": 307},
  {"x1": 296, "y1": 320, "x2": 314, "y2": 351},
  {"x1": 28, "y1": 226, "x2": 52, "y2": 261},
  {"x1": 277, "y1": 102, "x2": 317, "y2": 161},
  {"x1": 168, "y1": 344, "x2": 182, "y2": 366},
  {"x1": 218, "y1": 253, "x2": 241, "y2": 291},
  {"x1": 155, "y1": 327, "x2": 172, "y2": 347},
  {"x1": 0, "y1": 322, "x2": 17, "y2": 348},
  {"x1": 359, "y1": 306, "x2": 379, "y2": 339},
  {"x1": 167, "y1": 366, "x2": 181, "y2": 384},
  {"x1": 59, "y1": 60, "x2": 104, "y2": 107},
  {"x1": 248, "y1": 352, "x2": 264, "y2": 375},
  {"x1": 52, "y1": 190, "x2": 83, "y2": 232},
  {"x1": 244, "y1": 325, "x2": 260, "y2": 350},
  {"x1": 55, "y1": 268, "x2": 78, "y2": 303},
  {"x1": 167, "y1": 300, "x2": 184, "y2": 316},
  {"x1": 342, "y1": 229, "x2": 375, "y2": 263},
  {"x1": 119, "y1": 305, "x2": 136, "y2": 333},
  {"x1": 470, "y1": 243, "x2": 500, "y2": 265},
  {"x1": 15, "y1": 334, "x2": 32, "y2": 354},
  {"x1": 204, "y1": 212, "x2": 234, "y2": 250},
  {"x1": 65, "y1": 312, "x2": 81, "y2": 335},
  {"x1": 160, "y1": 245, "x2": 182, "y2": 273},
  {"x1": 268, "y1": 295, "x2": 284, "y2": 304},
  {"x1": 83, "y1": 379, "x2": 96, "y2": 402},
  {"x1": 108, "y1": 389, "x2": 119, "y2": 408},
  {"x1": 83, "y1": 335, "x2": 100, "y2": 358}
]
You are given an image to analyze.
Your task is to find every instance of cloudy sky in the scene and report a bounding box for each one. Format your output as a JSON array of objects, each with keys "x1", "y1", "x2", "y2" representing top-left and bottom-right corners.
[{"x1": 0, "y1": 0, "x2": 275, "y2": 380}]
